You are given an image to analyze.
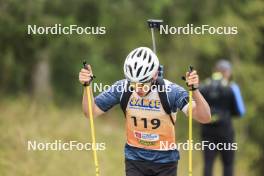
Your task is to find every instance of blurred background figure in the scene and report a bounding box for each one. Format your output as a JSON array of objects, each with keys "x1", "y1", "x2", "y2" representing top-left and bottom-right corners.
[{"x1": 200, "y1": 60, "x2": 246, "y2": 176}]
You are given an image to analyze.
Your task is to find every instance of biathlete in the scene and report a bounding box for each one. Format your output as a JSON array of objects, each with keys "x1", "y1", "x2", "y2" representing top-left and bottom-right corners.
[
  {"x1": 79, "y1": 47, "x2": 211, "y2": 176},
  {"x1": 200, "y1": 60, "x2": 245, "y2": 176}
]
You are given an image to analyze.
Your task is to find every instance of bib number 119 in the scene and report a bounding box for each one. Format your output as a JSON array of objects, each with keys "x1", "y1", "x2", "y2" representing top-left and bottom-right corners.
[{"x1": 131, "y1": 116, "x2": 160, "y2": 129}]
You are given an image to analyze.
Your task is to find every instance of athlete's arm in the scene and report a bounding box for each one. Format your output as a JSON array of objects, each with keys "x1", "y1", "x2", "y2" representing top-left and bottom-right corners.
[
  {"x1": 191, "y1": 90, "x2": 211, "y2": 123},
  {"x1": 230, "y1": 83, "x2": 246, "y2": 117},
  {"x1": 79, "y1": 65, "x2": 123, "y2": 118},
  {"x1": 82, "y1": 89, "x2": 105, "y2": 118},
  {"x1": 79, "y1": 65, "x2": 105, "y2": 118},
  {"x1": 186, "y1": 70, "x2": 211, "y2": 124}
]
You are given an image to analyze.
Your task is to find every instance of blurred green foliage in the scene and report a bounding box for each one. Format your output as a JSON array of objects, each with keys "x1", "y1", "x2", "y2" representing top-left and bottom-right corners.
[{"x1": 0, "y1": 0, "x2": 264, "y2": 175}]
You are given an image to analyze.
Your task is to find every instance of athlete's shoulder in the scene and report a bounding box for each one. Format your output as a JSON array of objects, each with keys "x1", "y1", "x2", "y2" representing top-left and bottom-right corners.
[
  {"x1": 163, "y1": 79, "x2": 186, "y2": 92},
  {"x1": 95, "y1": 79, "x2": 126, "y2": 96},
  {"x1": 94, "y1": 79, "x2": 126, "y2": 112},
  {"x1": 114, "y1": 79, "x2": 127, "y2": 85},
  {"x1": 230, "y1": 81, "x2": 239, "y2": 87},
  {"x1": 107, "y1": 79, "x2": 127, "y2": 91},
  {"x1": 229, "y1": 81, "x2": 242, "y2": 95},
  {"x1": 163, "y1": 79, "x2": 188, "y2": 112}
]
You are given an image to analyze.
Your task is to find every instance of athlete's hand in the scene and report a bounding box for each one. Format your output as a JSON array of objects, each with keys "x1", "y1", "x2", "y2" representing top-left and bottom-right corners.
[
  {"x1": 79, "y1": 64, "x2": 93, "y2": 85},
  {"x1": 186, "y1": 70, "x2": 199, "y2": 90}
]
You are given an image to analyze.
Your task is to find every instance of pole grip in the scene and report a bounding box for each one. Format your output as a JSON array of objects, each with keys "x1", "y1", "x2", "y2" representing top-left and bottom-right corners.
[
  {"x1": 83, "y1": 60, "x2": 96, "y2": 86},
  {"x1": 181, "y1": 66, "x2": 196, "y2": 91}
]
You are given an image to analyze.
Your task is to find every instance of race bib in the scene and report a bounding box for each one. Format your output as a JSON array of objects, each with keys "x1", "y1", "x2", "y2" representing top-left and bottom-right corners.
[{"x1": 125, "y1": 90, "x2": 176, "y2": 150}]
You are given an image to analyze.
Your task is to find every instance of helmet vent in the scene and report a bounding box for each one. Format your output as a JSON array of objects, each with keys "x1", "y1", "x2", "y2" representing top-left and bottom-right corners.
[
  {"x1": 143, "y1": 67, "x2": 149, "y2": 75},
  {"x1": 128, "y1": 65, "x2": 133, "y2": 77},
  {"x1": 143, "y1": 51, "x2": 147, "y2": 60},
  {"x1": 149, "y1": 62, "x2": 155, "y2": 72},
  {"x1": 137, "y1": 49, "x2": 143, "y2": 57},
  {"x1": 136, "y1": 66, "x2": 143, "y2": 77},
  {"x1": 131, "y1": 50, "x2": 137, "y2": 58},
  {"x1": 134, "y1": 62, "x2": 138, "y2": 69},
  {"x1": 148, "y1": 55, "x2": 152, "y2": 63}
]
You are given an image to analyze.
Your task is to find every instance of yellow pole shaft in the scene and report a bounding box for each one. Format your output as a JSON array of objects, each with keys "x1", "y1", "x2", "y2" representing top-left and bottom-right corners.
[
  {"x1": 85, "y1": 86, "x2": 99, "y2": 176},
  {"x1": 188, "y1": 90, "x2": 193, "y2": 176}
]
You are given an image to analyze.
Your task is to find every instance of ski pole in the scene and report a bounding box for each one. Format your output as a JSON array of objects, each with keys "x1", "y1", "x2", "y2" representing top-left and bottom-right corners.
[
  {"x1": 147, "y1": 19, "x2": 163, "y2": 54},
  {"x1": 188, "y1": 66, "x2": 194, "y2": 176},
  {"x1": 182, "y1": 66, "x2": 194, "y2": 176},
  {"x1": 83, "y1": 61, "x2": 99, "y2": 176},
  {"x1": 188, "y1": 87, "x2": 193, "y2": 176},
  {"x1": 147, "y1": 19, "x2": 164, "y2": 77}
]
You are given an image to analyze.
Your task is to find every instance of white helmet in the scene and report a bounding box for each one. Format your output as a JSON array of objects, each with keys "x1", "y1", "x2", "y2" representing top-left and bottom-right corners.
[{"x1": 123, "y1": 47, "x2": 159, "y2": 83}]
